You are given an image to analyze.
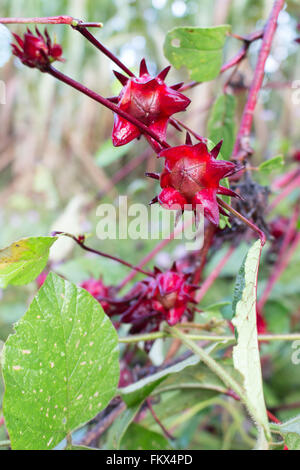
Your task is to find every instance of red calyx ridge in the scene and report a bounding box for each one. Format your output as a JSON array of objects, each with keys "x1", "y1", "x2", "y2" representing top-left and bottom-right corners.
[
  {"x1": 111, "y1": 59, "x2": 191, "y2": 151},
  {"x1": 152, "y1": 138, "x2": 240, "y2": 226}
]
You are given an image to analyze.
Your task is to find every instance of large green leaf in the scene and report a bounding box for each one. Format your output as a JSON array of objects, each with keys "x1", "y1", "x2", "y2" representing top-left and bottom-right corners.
[
  {"x1": 208, "y1": 94, "x2": 237, "y2": 160},
  {"x1": 164, "y1": 25, "x2": 230, "y2": 82},
  {"x1": 121, "y1": 423, "x2": 171, "y2": 450},
  {"x1": 120, "y1": 354, "x2": 200, "y2": 407},
  {"x1": 2, "y1": 273, "x2": 120, "y2": 450},
  {"x1": 232, "y1": 240, "x2": 270, "y2": 442},
  {"x1": 0, "y1": 237, "x2": 57, "y2": 288}
]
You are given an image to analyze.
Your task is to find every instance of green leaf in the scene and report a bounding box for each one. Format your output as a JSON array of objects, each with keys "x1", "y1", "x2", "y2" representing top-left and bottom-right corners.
[
  {"x1": 164, "y1": 25, "x2": 230, "y2": 82},
  {"x1": 284, "y1": 433, "x2": 300, "y2": 450},
  {"x1": 278, "y1": 414, "x2": 300, "y2": 435},
  {"x1": 156, "y1": 360, "x2": 240, "y2": 396},
  {"x1": 106, "y1": 402, "x2": 145, "y2": 450},
  {"x1": 120, "y1": 423, "x2": 171, "y2": 450},
  {"x1": 2, "y1": 273, "x2": 120, "y2": 450},
  {"x1": 0, "y1": 24, "x2": 12, "y2": 68},
  {"x1": 258, "y1": 155, "x2": 284, "y2": 173},
  {"x1": 208, "y1": 94, "x2": 237, "y2": 160},
  {"x1": 110, "y1": 355, "x2": 204, "y2": 450},
  {"x1": 0, "y1": 237, "x2": 57, "y2": 288},
  {"x1": 274, "y1": 414, "x2": 300, "y2": 449},
  {"x1": 95, "y1": 139, "x2": 133, "y2": 167},
  {"x1": 120, "y1": 354, "x2": 201, "y2": 407},
  {"x1": 232, "y1": 240, "x2": 270, "y2": 440}
]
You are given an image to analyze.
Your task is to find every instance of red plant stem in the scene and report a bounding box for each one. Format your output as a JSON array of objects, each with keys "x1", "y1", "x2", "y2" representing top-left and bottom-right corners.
[
  {"x1": 267, "y1": 410, "x2": 281, "y2": 424},
  {"x1": 46, "y1": 65, "x2": 170, "y2": 149},
  {"x1": 146, "y1": 399, "x2": 174, "y2": 441},
  {"x1": 72, "y1": 25, "x2": 135, "y2": 77},
  {"x1": 268, "y1": 173, "x2": 300, "y2": 213},
  {"x1": 217, "y1": 197, "x2": 266, "y2": 245},
  {"x1": 179, "y1": 30, "x2": 263, "y2": 93},
  {"x1": 0, "y1": 417, "x2": 4, "y2": 427},
  {"x1": 52, "y1": 232, "x2": 154, "y2": 278},
  {"x1": 195, "y1": 245, "x2": 236, "y2": 303},
  {"x1": 118, "y1": 217, "x2": 194, "y2": 290},
  {"x1": 193, "y1": 222, "x2": 216, "y2": 286},
  {"x1": 258, "y1": 231, "x2": 300, "y2": 312},
  {"x1": 272, "y1": 169, "x2": 300, "y2": 191},
  {"x1": 0, "y1": 16, "x2": 102, "y2": 27},
  {"x1": 170, "y1": 118, "x2": 207, "y2": 142},
  {"x1": 232, "y1": 0, "x2": 285, "y2": 160}
]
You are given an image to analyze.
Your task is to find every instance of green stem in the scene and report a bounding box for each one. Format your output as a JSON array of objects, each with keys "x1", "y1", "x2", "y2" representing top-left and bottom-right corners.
[
  {"x1": 118, "y1": 332, "x2": 300, "y2": 344},
  {"x1": 166, "y1": 326, "x2": 271, "y2": 439}
]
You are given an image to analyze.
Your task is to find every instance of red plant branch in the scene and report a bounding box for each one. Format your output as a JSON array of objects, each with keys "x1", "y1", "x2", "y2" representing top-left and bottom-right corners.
[
  {"x1": 51, "y1": 232, "x2": 154, "y2": 278},
  {"x1": 0, "y1": 16, "x2": 102, "y2": 27},
  {"x1": 232, "y1": 0, "x2": 285, "y2": 161},
  {"x1": 72, "y1": 25, "x2": 135, "y2": 77},
  {"x1": 217, "y1": 197, "x2": 266, "y2": 245}
]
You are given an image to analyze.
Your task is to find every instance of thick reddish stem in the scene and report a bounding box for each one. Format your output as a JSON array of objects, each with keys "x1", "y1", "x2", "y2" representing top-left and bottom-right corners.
[
  {"x1": 195, "y1": 245, "x2": 236, "y2": 303},
  {"x1": 0, "y1": 16, "x2": 102, "y2": 27},
  {"x1": 193, "y1": 222, "x2": 216, "y2": 286},
  {"x1": 52, "y1": 232, "x2": 154, "y2": 278},
  {"x1": 72, "y1": 25, "x2": 135, "y2": 77},
  {"x1": 232, "y1": 0, "x2": 285, "y2": 160},
  {"x1": 217, "y1": 197, "x2": 266, "y2": 245},
  {"x1": 47, "y1": 65, "x2": 170, "y2": 149}
]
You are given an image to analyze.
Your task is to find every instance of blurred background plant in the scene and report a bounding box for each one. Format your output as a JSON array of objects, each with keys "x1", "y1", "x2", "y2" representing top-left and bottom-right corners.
[{"x1": 0, "y1": 0, "x2": 300, "y2": 450}]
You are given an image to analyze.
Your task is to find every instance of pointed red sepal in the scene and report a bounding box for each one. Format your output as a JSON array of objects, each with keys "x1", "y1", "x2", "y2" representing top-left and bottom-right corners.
[
  {"x1": 170, "y1": 82, "x2": 184, "y2": 90},
  {"x1": 149, "y1": 196, "x2": 159, "y2": 205},
  {"x1": 210, "y1": 140, "x2": 223, "y2": 159},
  {"x1": 139, "y1": 58, "x2": 149, "y2": 76},
  {"x1": 157, "y1": 65, "x2": 171, "y2": 81},
  {"x1": 217, "y1": 186, "x2": 241, "y2": 199},
  {"x1": 113, "y1": 70, "x2": 129, "y2": 86},
  {"x1": 145, "y1": 172, "x2": 160, "y2": 180},
  {"x1": 185, "y1": 132, "x2": 193, "y2": 145}
]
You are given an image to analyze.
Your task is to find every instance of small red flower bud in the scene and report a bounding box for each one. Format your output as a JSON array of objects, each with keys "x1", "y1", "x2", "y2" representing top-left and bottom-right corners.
[
  {"x1": 80, "y1": 278, "x2": 111, "y2": 314},
  {"x1": 151, "y1": 139, "x2": 240, "y2": 226},
  {"x1": 111, "y1": 59, "x2": 190, "y2": 150},
  {"x1": 12, "y1": 28, "x2": 64, "y2": 71},
  {"x1": 119, "y1": 263, "x2": 196, "y2": 337}
]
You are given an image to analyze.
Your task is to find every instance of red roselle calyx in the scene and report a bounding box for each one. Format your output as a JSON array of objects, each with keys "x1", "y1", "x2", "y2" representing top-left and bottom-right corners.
[
  {"x1": 12, "y1": 28, "x2": 63, "y2": 70},
  {"x1": 111, "y1": 59, "x2": 191, "y2": 151},
  {"x1": 80, "y1": 278, "x2": 112, "y2": 314},
  {"x1": 116, "y1": 264, "x2": 197, "y2": 336},
  {"x1": 149, "y1": 137, "x2": 240, "y2": 226}
]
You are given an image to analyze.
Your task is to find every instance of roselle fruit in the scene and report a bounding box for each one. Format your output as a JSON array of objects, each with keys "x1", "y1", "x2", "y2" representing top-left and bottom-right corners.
[{"x1": 111, "y1": 59, "x2": 190, "y2": 150}]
